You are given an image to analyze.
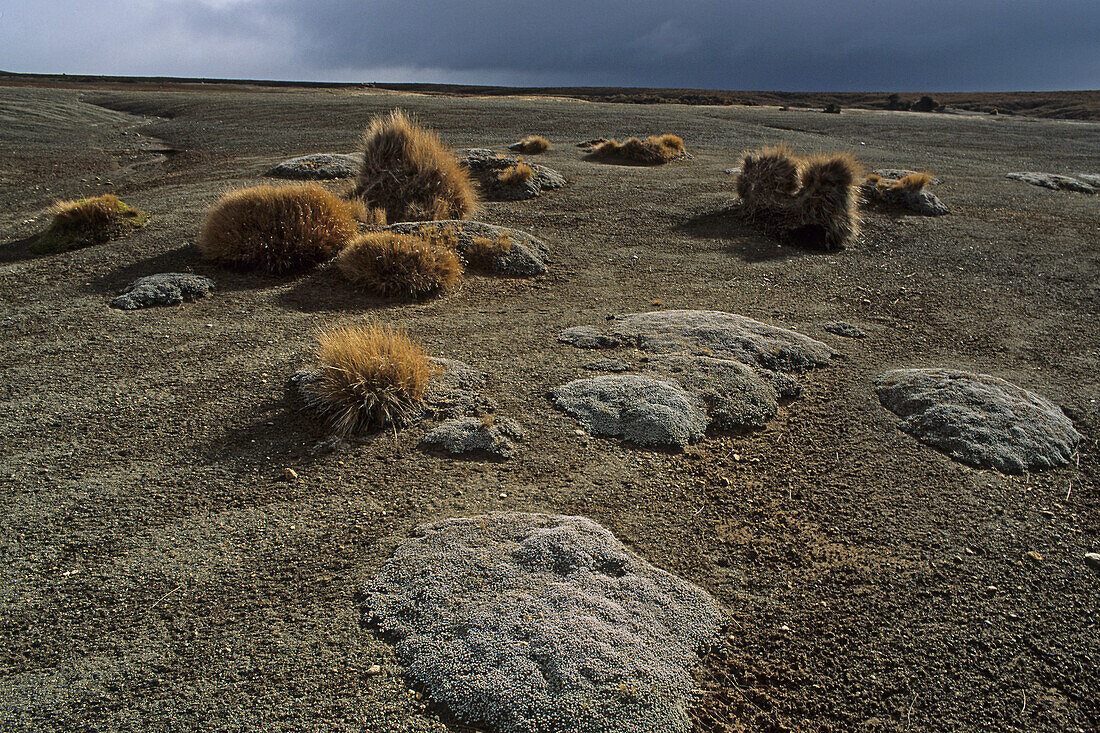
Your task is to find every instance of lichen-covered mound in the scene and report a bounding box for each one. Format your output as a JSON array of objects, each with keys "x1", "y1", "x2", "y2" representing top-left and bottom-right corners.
[
  {"x1": 387, "y1": 220, "x2": 549, "y2": 277},
  {"x1": 550, "y1": 374, "x2": 708, "y2": 448},
  {"x1": 861, "y1": 172, "x2": 950, "y2": 216},
  {"x1": 875, "y1": 368, "x2": 1082, "y2": 473},
  {"x1": 420, "y1": 416, "x2": 524, "y2": 459},
  {"x1": 1005, "y1": 172, "x2": 1098, "y2": 194},
  {"x1": 110, "y1": 273, "x2": 215, "y2": 310},
  {"x1": 266, "y1": 153, "x2": 360, "y2": 179},
  {"x1": 458, "y1": 149, "x2": 566, "y2": 201},
  {"x1": 556, "y1": 311, "x2": 834, "y2": 447},
  {"x1": 562, "y1": 310, "x2": 835, "y2": 373},
  {"x1": 735, "y1": 144, "x2": 862, "y2": 249},
  {"x1": 365, "y1": 512, "x2": 724, "y2": 733}
]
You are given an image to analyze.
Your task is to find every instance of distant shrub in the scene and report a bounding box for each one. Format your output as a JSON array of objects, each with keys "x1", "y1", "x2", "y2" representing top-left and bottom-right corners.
[
  {"x1": 336, "y1": 231, "x2": 462, "y2": 298},
  {"x1": 509, "y1": 135, "x2": 551, "y2": 154},
  {"x1": 588, "y1": 134, "x2": 687, "y2": 165},
  {"x1": 350, "y1": 109, "x2": 478, "y2": 222},
  {"x1": 198, "y1": 184, "x2": 360, "y2": 273},
  {"x1": 306, "y1": 323, "x2": 440, "y2": 433},
  {"x1": 823, "y1": 102, "x2": 842, "y2": 114},
  {"x1": 32, "y1": 194, "x2": 149, "y2": 253},
  {"x1": 736, "y1": 144, "x2": 862, "y2": 250}
]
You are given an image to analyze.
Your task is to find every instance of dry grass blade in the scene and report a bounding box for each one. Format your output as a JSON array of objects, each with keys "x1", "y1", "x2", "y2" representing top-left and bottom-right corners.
[
  {"x1": 310, "y1": 323, "x2": 440, "y2": 434},
  {"x1": 197, "y1": 184, "x2": 360, "y2": 273},
  {"x1": 351, "y1": 109, "x2": 479, "y2": 223},
  {"x1": 336, "y1": 231, "x2": 462, "y2": 298},
  {"x1": 32, "y1": 194, "x2": 149, "y2": 253}
]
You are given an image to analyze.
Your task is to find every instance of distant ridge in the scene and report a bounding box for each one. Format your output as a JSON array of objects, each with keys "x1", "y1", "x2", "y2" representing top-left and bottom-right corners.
[{"x1": 1, "y1": 71, "x2": 1096, "y2": 121}]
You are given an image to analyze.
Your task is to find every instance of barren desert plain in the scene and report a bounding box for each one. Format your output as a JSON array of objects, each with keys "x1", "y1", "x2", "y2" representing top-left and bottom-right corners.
[{"x1": 0, "y1": 78, "x2": 1098, "y2": 732}]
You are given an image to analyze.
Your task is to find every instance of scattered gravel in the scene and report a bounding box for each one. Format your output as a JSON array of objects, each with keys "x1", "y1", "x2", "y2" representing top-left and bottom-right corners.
[
  {"x1": 1005, "y1": 172, "x2": 1098, "y2": 194},
  {"x1": 420, "y1": 416, "x2": 525, "y2": 459},
  {"x1": 875, "y1": 368, "x2": 1082, "y2": 473},
  {"x1": 365, "y1": 512, "x2": 724, "y2": 733},
  {"x1": 387, "y1": 220, "x2": 549, "y2": 277},
  {"x1": 109, "y1": 273, "x2": 215, "y2": 310},
  {"x1": 457, "y1": 149, "x2": 566, "y2": 201},
  {"x1": 583, "y1": 358, "x2": 633, "y2": 372},
  {"x1": 266, "y1": 153, "x2": 360, "y2": 179}
]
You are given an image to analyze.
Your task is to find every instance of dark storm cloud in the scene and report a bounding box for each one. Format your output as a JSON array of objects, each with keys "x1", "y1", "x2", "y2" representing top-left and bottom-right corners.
[
  {"x1": 0, "y1": 0, "x2": 1097, "y2": 90},
  {"x1": 265, "y1": 0, "x2": 1100, "y2": 90}
]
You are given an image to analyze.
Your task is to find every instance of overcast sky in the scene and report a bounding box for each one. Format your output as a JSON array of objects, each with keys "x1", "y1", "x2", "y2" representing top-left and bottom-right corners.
[{"x1": 1, "y1": 0, "x2": 1097, "y2": 91}]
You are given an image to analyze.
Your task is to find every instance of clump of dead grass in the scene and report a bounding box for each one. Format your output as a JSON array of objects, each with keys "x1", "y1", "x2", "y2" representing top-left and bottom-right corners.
[
  {"x1": 736, "y1": 144, "x2": 862, "y2": 250},
  {"x1": 306, "y1": 323, "x2": 440, "y2": 434},
  {"x1": 350, "y1": 109, "x2": 479, "y2": 222},
  {"x1": 31, "y1": 194, "x2": 149, "y2": 253},
  {"x1": 509, "y1": 135, "x2": 551, "y2": 154},
  {"x1": 588, "y1": 134, "x2": 687, "y2": 165},
  {"x1": 497, "y1": 162, "x2": 534, "y2": 187},
  {"x1": 198, "y1": 184, "x2": 360, "y2": 273},
  {"x1": 861, "y1": 170, "x2": 936, "y2": 205},
  {"x1": 336, "y1": 231, "x2": 462, "y2": 298}
]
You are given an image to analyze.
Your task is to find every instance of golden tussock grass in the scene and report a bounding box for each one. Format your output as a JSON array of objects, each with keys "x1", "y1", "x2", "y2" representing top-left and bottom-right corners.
[
  {"x1": 351, "y1": 109, "x2": 479, "y2": 222},
  {"x1": 309, "y1": 323, "x2": 440, "y2": 434},
  {"x1": 894, "y1": 172, "x2": 933, "y2": 190},
  {"x1": 197, "y1": 184, "x2": 360, "y2": 273},
  {"x1": 32, "y1": 194, "x2": 149, "y2": 253},
  {"x1": 736, "y1": 145, "x2": 862, "y2": 250},
  {"x1": 497, "y1": 162, "x2": 534, "y2": 186},
  {"x1": 590, "y1": 134, "x2": 686, "y2": 165},
  {"x1": 336, "y1": 231, "x2": 462, "y2": 298},
  {"x1": 510, "y1": 135, "x2": 551, "y2": 154}
]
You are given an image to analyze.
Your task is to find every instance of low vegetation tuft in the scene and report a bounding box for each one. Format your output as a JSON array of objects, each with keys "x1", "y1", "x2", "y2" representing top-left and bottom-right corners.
[
  {"x1": 509, "y1": 135, "x2": 551, "y2": 154},
  {"x1": 32, "y1": 194, "x2": 149, "y2": 253},
  {"x1": 736, "y1": 145, "x2": 862, "y2": 250},
  {"x1": 307, "y1": 323, "x2": 440, "y2": 434},
  {"x1": 350, "y1": 109, "x2": 479, "y2": 222},
  {"x1": 588, "y1": 134, "x2": 687, "y2": 165},
  {"x1": 496, "y1": 162, "x2": 535, "y2": 187},
  {"x1": 336, "y1": 231, "x2": 462, "y2": 298},
  {"x1": 197, "y1": 184, "x2": 361, "y2": 273}
]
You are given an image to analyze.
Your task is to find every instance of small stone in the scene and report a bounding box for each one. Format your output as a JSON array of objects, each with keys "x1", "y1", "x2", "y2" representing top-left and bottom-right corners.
[
  {"x1": 366, "y1": 664, "x2": 382, "y2": 676},
  {"x1": 110, "y1": 273, "x2": 215, "y2": 310},
  {"x1": 1025, "y1": 551, "x2": 1043, "y2": 564},
  {"x1": 284, "y1": 468, "x2": 300, "y2": 482},
  {"x1": 1084, "y1": 553, "x2": 1100, "y2": 571}
]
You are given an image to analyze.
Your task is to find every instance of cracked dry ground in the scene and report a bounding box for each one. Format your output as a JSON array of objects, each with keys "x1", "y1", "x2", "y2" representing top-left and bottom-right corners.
[{"x1": 0, "y1": 81, "x2": 1097, "y2": 732}]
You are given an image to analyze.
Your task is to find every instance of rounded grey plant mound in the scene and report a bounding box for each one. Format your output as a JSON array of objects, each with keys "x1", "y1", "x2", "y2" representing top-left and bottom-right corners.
[
  {"x1": 550, "y1": 374, "x2": 707, "y2": 448},
  {"x1": 458, "y1": 148, "x2": 566, "y2": 201},
  {"x1": 267, "y1": 153, "x2": 360, "y2": 179},
  {"x1": 420, "y1": 416, "x2": 524, "y2": 459},
  {"x1": 875, "y1": 368, "x2": 1082, "y2": 473},
  {"x1": 365, "y1": 512, "x2": 724, "y2": 733},
  {"x1": 1005, "y1": 172, "x2": 1098, "y2": 194},
  {"x1": 110, "y1": 273, "x2": 215, "y2": 310},
  {"x1": 562, "y1": 310, "x2": 835, "y2": 373}
]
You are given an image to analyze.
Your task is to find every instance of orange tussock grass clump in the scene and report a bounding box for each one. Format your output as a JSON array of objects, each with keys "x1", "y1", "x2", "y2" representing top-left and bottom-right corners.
[
  {"x1": 589, "y1": 134, "x2": 686, "y2": 165},
  {"x1": 894, "y1": 172, "x2": 933, "y2": 190},
  {"x1": 510, "y1": 135, "x2": 551, "y2": 154},
  {"x1": 497, "y1": 162, "x2": 534, "y2": 186},
  {"x1": 351, "y1": 109, "x2": 479, "y2": 223},
  {"x1": 336, "y1": 231, "x2": 462, "y2": 298},
  {"x1": 32, "y1": 194, "x2": 149, "y2": 253},
  {"x1": 198, "y1": 185, "x2": 360, "y2": 273},
  {"x1": 465, "y1": 233, "x2": 512, "y2": 269},
  {"x1": 736, "y1": 144, "x2": 862, "y2": 250},
  {"x1": 307, "y1": 323, "x2": 441, "y2": 434}
]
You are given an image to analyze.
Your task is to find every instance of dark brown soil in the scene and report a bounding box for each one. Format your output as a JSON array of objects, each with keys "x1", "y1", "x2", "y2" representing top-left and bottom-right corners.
[{"x1": 0, "y1": 78, "x2": 1097, "y2": 733}]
